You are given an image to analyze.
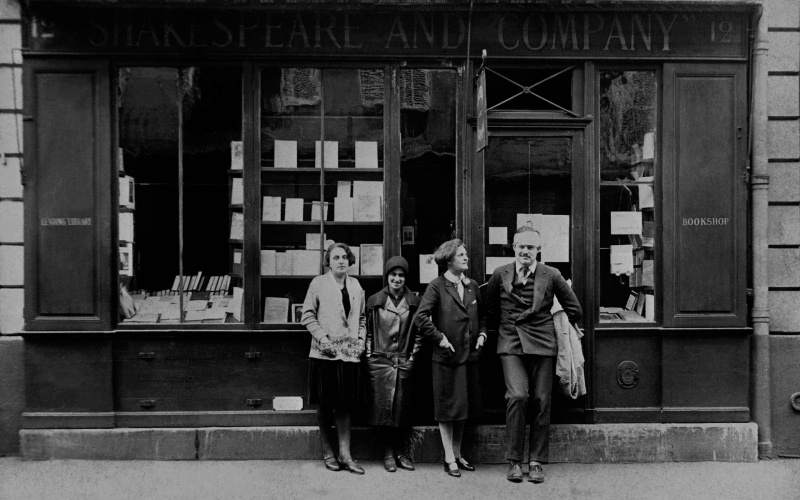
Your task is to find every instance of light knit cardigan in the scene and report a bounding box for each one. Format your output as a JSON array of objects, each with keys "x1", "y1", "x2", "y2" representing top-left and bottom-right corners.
[{"x1": 301, "y1": 271, "x2": 366, "y2": 362}]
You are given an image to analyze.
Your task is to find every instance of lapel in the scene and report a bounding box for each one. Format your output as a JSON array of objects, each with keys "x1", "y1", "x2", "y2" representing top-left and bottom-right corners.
[
  {"x1": 383, "y1": 293, "x2": 409, "y2": 316},
  {"x1": 443, "y1": 278, "x2": 467, "y2": 312},
  {"x1": 519, "y1": 263, "x2": 549, "y2": 322}
]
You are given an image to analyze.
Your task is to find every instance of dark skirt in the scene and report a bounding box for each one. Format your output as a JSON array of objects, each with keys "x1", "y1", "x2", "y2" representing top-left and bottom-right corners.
[
  {"x1": 431, "y1": 360, "x2": 483, "y2": 422},
  {"x1": 308, "y1": 358, "x2": 366, "y2": 406}
]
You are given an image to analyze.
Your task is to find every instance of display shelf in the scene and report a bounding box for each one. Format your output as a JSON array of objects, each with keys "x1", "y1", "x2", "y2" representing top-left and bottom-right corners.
[
  {"x1": 262, "y1": 115, "x2": 382, "y2": 119},
  {"x1": 261, "y1": 275, "x2": 383, "y2": 279},
  {"x1": 228, "y1": 204, "x2": 243, "y2": 209},
  {"x1": 260, "y1": 221, "x2": 383, "y2": 226},
  {"x1": 227, "y1": 169, "x2": 243, "y2": 175},
  {"x1": 261, "y1": 167, "x2": 384, "y2": 174}
]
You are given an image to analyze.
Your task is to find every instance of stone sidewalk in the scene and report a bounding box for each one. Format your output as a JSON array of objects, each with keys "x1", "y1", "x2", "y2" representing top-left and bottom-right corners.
[{"x1": 1, "y1": 457, "x2": 798, "y2": 500}]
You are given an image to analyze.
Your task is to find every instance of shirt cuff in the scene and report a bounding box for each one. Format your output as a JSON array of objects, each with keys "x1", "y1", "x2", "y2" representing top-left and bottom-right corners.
[{"x1": 478, "y1": 332, "x2": 487, "y2": 339}]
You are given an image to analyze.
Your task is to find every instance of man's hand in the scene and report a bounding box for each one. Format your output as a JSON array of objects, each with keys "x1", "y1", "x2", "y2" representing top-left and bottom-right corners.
[
  {"x1": 476, "y1": 333, "x2": 486, "y2": 349},
  {"x1": 439, "y1": 336, "x2": 455, "y2": 352}
]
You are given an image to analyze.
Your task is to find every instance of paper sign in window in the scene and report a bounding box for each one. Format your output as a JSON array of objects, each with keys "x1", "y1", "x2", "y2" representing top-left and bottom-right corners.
[
  {"x1": 274, "y1": 140, "x2": 298, "y2": 169},
  {"x1": 610, "y1": 245, "x2": 634, "y2": 275},
  {"x1": 489, "y1": 227, "x2": 507, "y2": 245},
  {"x1": 486, "y1": 257, "x2": 515, "y2": 274},
  {"x1": 419, "y1": 254, "x2": 438, "y2": 283},
  {"x1": 638, "y1": 177, "x2": 654, "y2": 209},
  {"x1": 610, "y1": 212, "x2": 643, "y2": 235},
  {"x1": 315, "y1": 141, "x2": 338, "y2": 169},
  {"x1": 355, "y1": 141, "x2": 379, "y2": 169}
]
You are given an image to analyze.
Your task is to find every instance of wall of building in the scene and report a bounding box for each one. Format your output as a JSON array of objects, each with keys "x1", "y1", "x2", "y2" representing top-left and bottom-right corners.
[
  {"x1": 0, "y1": 0, "x2": 23, "y2": 456},
  {"x1": 765, "y1": 0, "x2": 800, "y2": 458}
]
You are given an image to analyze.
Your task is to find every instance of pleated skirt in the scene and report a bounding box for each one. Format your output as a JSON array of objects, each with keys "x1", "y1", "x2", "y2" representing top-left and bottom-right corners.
[
  {"x1": 308, "y1": 358, "x2": 366, "y2": 406},
  {"x1": 431, "y1": 360, "x2": 483, "y2": 422}
]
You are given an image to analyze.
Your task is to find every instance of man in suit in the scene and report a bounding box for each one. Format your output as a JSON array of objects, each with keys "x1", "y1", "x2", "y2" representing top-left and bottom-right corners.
[{"x1": 485, "y1": 226, "x2": 582, "y2": 483}]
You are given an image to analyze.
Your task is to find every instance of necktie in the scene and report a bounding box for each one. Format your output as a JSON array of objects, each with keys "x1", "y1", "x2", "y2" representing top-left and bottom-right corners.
[
  {"x1": 457, "y1": 280, "x2": 464, "y2": 302},
  {"x1": 520, "y1": 267, "x2": 529, "y2": 284}
]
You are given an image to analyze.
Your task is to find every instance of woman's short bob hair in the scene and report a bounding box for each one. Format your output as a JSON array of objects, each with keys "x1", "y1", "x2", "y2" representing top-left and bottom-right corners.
[
  {"x1": 324, "y1": 242, "x2": 357, "y2": 267},
  {"x1": 434, "y1": 238, "x2": 466, "y2": 267}
]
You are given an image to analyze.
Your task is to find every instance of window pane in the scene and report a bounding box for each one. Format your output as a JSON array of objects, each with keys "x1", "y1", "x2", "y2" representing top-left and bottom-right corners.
[
  {"x1": 486, "y1": 67, "x2": 572, "y2": 112},
  {"x1": 260, "y1": 67, "x2": 385, "y2": 325},
  {"x1": 484, "y1": 137, "x2": 573, "y2": 280},
  {"x1": 400, "y1": 69, "x2": 457, "y2": 292},
  {"x1": 118, "y1": 67, "x2": 180, "y2": 325},
  {"x1": 182, "y1": 66, "x2": 244, "y2": 324},
  {"x1": 598, "y1": 70, "x2": 657, "y2": 324},
  {"x1": 599, "y1": 70, "x2": 657, "y2": 181}
]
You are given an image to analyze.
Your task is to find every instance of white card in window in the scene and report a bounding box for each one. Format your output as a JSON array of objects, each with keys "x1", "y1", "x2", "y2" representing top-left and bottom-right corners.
[
  {"x1": 486, "y1": 257, "x2": 515, "y2": 274},
  {"x1": 119, "y1": 212, "x2": 134, "y2": 242},
  {"x1": 284, "y1": 198, "x2": 304, "y2": 221},
  {"x1": 231, "y1": 141, "x2": 243, "y2": 170},
  {"x1": 644, "y1": 294, "x2": 655, "y2": 321},
  {"x1": 263, "y1": 297, "x2": 290, "y2": 323},
  {"x1": 337, "y1": 181, "x2": 351, "y2": 198},
  {"x1": 353, "y1": 180, "x2": 383, "y2": 198},
  {"x1": 516, "y1": 213, "x2": 542, "y2": 233},
  {"x1": 638, "y1": 177, "x2": 654, "y2": 209},
  {"x1": 274, "y1": 140, "x2": 297, "y2": 169},
  {"x1": 539, "y1": 215, "x2": 570, "y2": 263},
  {"x1": 610, "y1": 245, "x2": 634, "y2": 275},
  {"x1": 419, "y1": 254, "x2": 438, "y2": 284},
  {"x1": 231, "y1": 177, "x2": 243, "y2": 205},
  {"x1": 276, "y1": 252, "x2": 293, "y2": 275},
  {"x1": 311, "y1": 201, "x2": 330, "y2": 221},
  {"x1": 360, "y1": 244, "x2": 383, "y2": 276},
  {"x1": 315, "y1": 141, "x2": 338, "y2": 169},
  {"x1": 353, "y1": 195, "x2": 382, "y2": 222},
  {"x1": 261, "y1": 250, "x2": 276, "y2": 276},
  {"x1": 334, "y1": 197, "x2": 354, "y2": 222},
  {"x1": 355, "y1": 141, "x2": 378, "y2": 169},
  {"x1": 229, "y1": 212, "x2": 244, "y2": 240},
  {"x1": 232, "y1": 286, "x2": 244, "y2": 322},
  {"x1": 488, "y1": 227, "x2": 507, "y2": 245},
  {"x1": 348, "y1": 246, "x2": 360, "y2": 275},
  {"x1": 293, "y1": 250, "x2": 320, "y2": 276},
  {"x1": 642, "y1": 260, "x2": 654, "y2": 287},
  {"x1": 305, "y1": 233, "x2": 326, "y2": 250},
  {"x1": 643, "y1": 133, "x2": 655, "y2": 160},
  {"x1": 610, "y1": 212, "x2": 643, "y2": 235},
  {"x1": 262, "y1": 196, "x2": 281, "y2": 221}
]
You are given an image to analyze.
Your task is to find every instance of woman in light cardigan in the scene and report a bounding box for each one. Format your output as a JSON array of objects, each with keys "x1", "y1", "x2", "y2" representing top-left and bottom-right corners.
[{"x1": 301, "y1": 242, "x2": 367, "y2": 475}]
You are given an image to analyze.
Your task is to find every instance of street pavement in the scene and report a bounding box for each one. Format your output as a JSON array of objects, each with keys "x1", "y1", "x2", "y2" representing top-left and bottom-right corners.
[{"x1": 1, "y1": 457, "x2": 798, "y2": 500}]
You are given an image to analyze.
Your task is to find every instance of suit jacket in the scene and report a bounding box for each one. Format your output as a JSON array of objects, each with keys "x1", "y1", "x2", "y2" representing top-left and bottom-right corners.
[
  {"x1": 414, "y1": 275, "x2": 487, "y2": 365},
  {"x1": 485, "y1": 262, "x2": 582, "y2": 356}
]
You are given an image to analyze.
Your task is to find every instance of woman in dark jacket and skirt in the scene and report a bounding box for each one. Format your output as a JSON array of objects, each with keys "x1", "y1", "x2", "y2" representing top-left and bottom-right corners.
[
  {"x1": 414, "y1": 239, "x2": 487, "y2": 477},
  {"x1": 364, "y1": 256, "x2": 422, "y2": 473}
]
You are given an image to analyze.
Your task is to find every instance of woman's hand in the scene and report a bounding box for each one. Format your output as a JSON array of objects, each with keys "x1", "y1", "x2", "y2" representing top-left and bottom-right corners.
[
  {"x1": 318, "y1": 336, "x2": 336, "y2": 357},
  {"x1": 439, "y1": 336, "x2": 455, "y2": 352}
]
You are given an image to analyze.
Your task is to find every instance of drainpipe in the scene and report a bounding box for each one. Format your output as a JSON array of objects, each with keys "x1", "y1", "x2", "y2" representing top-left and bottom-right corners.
[{"x1": 750, "y1": 3, "x2": 772, "y2": 460}]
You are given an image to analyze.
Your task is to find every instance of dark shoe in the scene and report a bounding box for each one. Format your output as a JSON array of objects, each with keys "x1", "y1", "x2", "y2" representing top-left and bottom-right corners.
[
  {"x1": 507, "y1": 461, "x2": 523, "y2": 482},
  {"x1": 528, "y1": 463, "x2": 545, "y2": 483},
  {"x1": 383, "y1": 456, "x2": 397, "y2": 472},
  {"x1": 339, "y1": 458, "x2": 365, "y2": 475},
  {"x1": 443, "y1": 461, "x2": 461, "y2": 477},
  {"x1": 323, "y1": 456, "x2": 341, "y2": 472},
  {"x1": 455, "y1": 456, "x2": 475, "y2": 472},
  {"x1": 396, "y1": 455, "x2": 415, "y2": 471}
]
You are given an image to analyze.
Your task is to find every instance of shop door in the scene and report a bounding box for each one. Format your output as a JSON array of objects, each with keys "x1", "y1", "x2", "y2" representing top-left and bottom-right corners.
[{"x1": 468, "y1": 129, "x2": 587, "y2": 424}]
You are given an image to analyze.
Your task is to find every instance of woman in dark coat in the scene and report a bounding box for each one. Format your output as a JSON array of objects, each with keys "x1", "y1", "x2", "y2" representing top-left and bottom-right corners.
[
  {"x1": 414, "y1": 239, "x2": 487, "y2": 478},
  {"x1": 364, "y1": 256, "x2": 422, "y2": 473}
]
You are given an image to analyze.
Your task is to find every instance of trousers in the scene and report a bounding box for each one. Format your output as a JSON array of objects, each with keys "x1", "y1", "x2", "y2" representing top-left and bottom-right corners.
[{"x1": 500, "y1": 354, "x2": 554, "y2": 463}]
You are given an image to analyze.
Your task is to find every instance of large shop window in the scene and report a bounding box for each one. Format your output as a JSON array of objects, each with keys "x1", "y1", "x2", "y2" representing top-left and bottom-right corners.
[
  {"x1": 598, "y1": 70, "x2": 658, "y2": 324},
  {"x1": 118, "y1": 66, "x2": 243, "y2": 325},
  {"x1": 484, "y1": 136, "x2": 573, "y2": 281},
  {"x1": 259, "y1": 67, "x2": 386, "y2": 324}
]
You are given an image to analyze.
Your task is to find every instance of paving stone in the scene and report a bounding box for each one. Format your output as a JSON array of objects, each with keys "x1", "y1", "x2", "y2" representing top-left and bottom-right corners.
[
  {"x1": 768, "y1": 205, "x2": 800, "y2": 245},
  {"x1": 770, "y1": 290, "x2": 800, "y2": 332},
  {"x1": 0, "y1": 24, "x2": 21, "y2": 65},
  {"x1": 0, "y1": 201, "x2": 22, "y2": 243},
  {"x1": 764, "y1": 0, "x2": 800, "y2": 29},
  {"x1": 768, "y1": 75, "x2": 799, "y2": 117},
  {"x1": 0, "y1": 288, "x2": 23, "y2": 334},
  {"x1": 0, "y1": 336, "x2": 23, "y2": 455},
  {"x1": 768, "y1": 32, "x2": 799, "y2": 73}
]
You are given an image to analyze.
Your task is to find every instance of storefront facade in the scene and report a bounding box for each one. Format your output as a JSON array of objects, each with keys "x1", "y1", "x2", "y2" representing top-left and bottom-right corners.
[{"x1": 9, "y1": 0, "x2": 794, "y2": 460}]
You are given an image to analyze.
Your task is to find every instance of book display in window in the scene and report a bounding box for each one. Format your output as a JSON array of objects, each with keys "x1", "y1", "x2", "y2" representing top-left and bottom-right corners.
[
  {"x1": 598, "y1": 70, "x2": 657, "y2": 324},
  {"x1": 259, "y1": 67, "x2": 386, "y2": 325},
  {"x1": 117, "y1": 66, "x2": 244, "y2": 325}
]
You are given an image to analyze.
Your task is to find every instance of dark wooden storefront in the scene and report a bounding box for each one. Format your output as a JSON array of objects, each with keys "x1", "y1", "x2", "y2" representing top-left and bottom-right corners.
[{"x1": 22, "y1": 3, "x2": 753, "y2": 431}]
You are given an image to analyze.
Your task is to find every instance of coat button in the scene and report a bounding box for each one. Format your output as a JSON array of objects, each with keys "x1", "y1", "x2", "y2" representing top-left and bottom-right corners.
[{"x1": 391, "y1": 336, "x2": 397, "y2": 343}]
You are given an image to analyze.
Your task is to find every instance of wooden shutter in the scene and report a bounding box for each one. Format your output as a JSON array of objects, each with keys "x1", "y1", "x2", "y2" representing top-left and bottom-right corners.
[
  {"x1": 24, "y1": 59, "x2": 113, "y2": 331},
  {"x1": 662, "y1": 63, "x2": 747, "y2": 328}
]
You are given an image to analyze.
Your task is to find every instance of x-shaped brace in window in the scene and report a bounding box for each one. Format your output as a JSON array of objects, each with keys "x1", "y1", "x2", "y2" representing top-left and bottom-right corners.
[{"x1": 486, "y1": 65, "x2": 578, "y2": 117}]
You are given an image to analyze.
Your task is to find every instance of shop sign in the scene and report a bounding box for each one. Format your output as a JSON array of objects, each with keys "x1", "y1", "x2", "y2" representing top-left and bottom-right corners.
[{"x1": 27, "y1": 8, "x2": 747, "y2": 59}]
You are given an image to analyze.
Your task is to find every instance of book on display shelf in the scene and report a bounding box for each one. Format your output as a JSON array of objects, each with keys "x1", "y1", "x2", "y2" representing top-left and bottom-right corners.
[
  {"x1": 231, "y1": 141, "x2": 243, "y2": 170},
  {"x1": 274, "y1": 140, "x2": 298, "y2": 169}
]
